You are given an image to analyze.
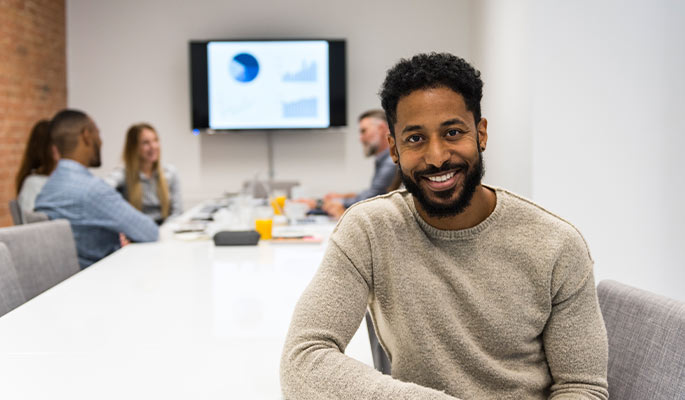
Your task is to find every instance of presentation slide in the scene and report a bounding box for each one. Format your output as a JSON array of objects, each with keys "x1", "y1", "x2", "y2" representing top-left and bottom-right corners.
[{"x1": 207, "y1": 41, "x2": 330, "y2": 129}]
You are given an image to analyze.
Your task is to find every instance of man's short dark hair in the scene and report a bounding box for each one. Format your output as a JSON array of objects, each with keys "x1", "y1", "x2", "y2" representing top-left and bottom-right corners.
[
  {"x1": 358, "y1": 109, "x2": 387, "y2": 123},
  {"x1": 379, "y1": 53, "x2": 483, "y2": 136},
  {"x1": 50, "y1": 109, "x2": 91, "y2": 155}
]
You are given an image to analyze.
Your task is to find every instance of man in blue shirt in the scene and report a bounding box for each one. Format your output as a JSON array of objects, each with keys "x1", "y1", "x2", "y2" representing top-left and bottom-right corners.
[
  {"x1": 319, "y1": 110, "x2": 398, "y2": 218},
  {"x1": 35, "y1": 109, "x2": 158, "y2": 269}
]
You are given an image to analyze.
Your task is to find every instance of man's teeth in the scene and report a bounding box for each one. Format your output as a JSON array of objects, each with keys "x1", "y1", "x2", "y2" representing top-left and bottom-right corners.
[{"x1": 427, "y1": 172, "x2": 456, "y2": 182}]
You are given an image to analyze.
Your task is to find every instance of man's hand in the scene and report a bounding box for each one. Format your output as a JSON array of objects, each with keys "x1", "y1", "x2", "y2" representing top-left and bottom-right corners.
[
  {"x1": 324, "y1": 192, "x2": 356, "y2": 201},
  {"x1": 293, "y1": 198, "x2": 318, "y2": 209},
  {"x1": 322, "y1": 199, "x2": 346, "y2": 219},
  {"x1": 119, "y1": 233, "x2": 130, "y2": 247}
]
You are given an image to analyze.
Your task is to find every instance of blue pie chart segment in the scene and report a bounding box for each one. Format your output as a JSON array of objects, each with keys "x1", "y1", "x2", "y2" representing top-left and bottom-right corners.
[{"x1": 230, "y1": 53, "x2": 260, "y2": 83}]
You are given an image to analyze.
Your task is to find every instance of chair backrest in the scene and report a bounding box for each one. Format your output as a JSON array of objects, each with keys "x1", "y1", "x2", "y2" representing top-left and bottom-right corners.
[
  {"x1": 0, "y1": 219, "x2": 80, "y2": 301},
  {"x1": 597, "y1": 280, "x2": 685, "y2": 399},
  {"x1": 0, "y1": 242, "x2": 26, "y2": 317},
  {"x1": 8, "y1": 199, "x2": 23, "y2": 225},
  {"x1": 23, "y1": 210, "x2": 49, "y2": 224}
]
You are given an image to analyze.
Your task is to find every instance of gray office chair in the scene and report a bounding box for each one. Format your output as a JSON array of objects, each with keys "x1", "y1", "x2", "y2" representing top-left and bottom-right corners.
[
  {"x1": 597, "y1": 280, "x2": 685, "y2": 399},
  {"x1": 0, "y1": 242, "x2": 27, "y2": 317},
  {"x1": 366, "y1": 312, "x2": 391, "y2": 375},
  {"x1": 8, "y1": 199, "x2": 23, "y2": 225},
  {"x1": 0, "y1": 219, "x2": 80, "y2": 301},
  {"x1": 7, "y1": 199, "x2": 49, "y2": 225},
  {"x1": 23, "y1": 210, "x2": 49, "y2": 224}
]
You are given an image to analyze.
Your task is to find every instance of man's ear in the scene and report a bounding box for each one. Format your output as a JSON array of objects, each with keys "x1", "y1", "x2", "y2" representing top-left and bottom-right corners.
[
  {"x1": 388, "y1": 134, "x2": 399, "y2": 164},
  {"x1": 81, "y1": 126, "x2": 92, "y2": 146},
  {"x1": 477, "y1": 117, "x2": 488, "y2": 151}
]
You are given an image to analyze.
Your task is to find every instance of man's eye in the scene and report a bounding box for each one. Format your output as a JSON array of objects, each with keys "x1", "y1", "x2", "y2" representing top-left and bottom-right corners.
[
  {"x1": 446, "y1": 129, "x2": 462, "y2": 137},
  {"x1": 407, "y1": 135, "x2": 422, "y2": 143}
]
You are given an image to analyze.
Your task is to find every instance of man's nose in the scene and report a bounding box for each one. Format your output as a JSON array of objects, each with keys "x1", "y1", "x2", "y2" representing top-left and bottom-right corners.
[{"x1": 424, "y1": 139, "x2": 450, "y2": 167}]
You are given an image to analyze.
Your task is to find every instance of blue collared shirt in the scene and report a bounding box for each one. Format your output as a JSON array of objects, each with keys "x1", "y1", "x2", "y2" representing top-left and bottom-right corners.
[
  {"x1": 35, "y1": 159, "x2": 159, "y2": 269},
  {"x1": 343, "y1": 149, "x2": 398, "y2": 208}
]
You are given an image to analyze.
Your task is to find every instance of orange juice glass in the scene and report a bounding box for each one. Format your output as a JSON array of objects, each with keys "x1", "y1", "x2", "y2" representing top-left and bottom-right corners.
[
  {"x1": 271, "y1": 196, "x2": 286, "y2": 215},
  {"x1": 255, "y1": 219, "x2": 273, "y2": 240}
]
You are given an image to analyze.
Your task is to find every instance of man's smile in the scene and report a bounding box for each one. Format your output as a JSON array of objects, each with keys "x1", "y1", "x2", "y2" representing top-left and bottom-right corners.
[{"x1": 419, "y1": 168, "x2": 463, "y2": 192}]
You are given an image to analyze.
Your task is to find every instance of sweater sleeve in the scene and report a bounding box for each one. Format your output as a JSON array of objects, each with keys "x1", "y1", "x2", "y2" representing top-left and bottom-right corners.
[
  {"x1": 543, "y1": 234, "x2": 609, "y2": 400},
  {"x1": 280, "y1": 211, "x2": 458, "y2": 400}
]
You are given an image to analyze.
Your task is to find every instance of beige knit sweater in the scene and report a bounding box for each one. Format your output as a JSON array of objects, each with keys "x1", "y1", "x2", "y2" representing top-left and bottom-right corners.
[{"x1": 281, "y1": 188, "x2": 608, "y2": 399}]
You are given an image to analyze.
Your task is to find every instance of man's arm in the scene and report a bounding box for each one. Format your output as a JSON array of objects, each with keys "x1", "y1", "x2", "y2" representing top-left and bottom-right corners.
[
  {"x1": 88, "y1": 182, "x2": 159, "y2": 242},
  {"x1": 280, "y1": 214, "x2": 457, "y2": 399},
  {"x1": 544, "y1": 238, "x2": 609, "y2": 400}
]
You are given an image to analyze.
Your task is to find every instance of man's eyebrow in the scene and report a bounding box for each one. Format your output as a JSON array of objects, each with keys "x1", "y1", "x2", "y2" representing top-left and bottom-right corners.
[
  {"x1": 441, "y1": 118, "x2": 468, "y2": 127},
  {"x1": 401, "y1": 118, "x2": 469, "y2": 135},
  {"x1": 401, "y1": 124, "x2": 423, "y2": 134}
]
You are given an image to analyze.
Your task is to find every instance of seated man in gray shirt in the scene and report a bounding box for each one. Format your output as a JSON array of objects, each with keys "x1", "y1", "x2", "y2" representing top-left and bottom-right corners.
[
  {"x1": 281, "y1": 53, "x2": 608, "y2": 399},
  {"x1": 319, "y1": 110, "x2": 398, "y2": 219},
  {"x1": 35, "y1": 109, "x2": 158, "y2": 269}
]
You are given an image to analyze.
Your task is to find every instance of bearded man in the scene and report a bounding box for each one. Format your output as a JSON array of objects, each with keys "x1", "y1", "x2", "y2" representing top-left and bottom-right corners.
[{"x1": 280, "y1": 53, "x2": 609, "y2": 400}]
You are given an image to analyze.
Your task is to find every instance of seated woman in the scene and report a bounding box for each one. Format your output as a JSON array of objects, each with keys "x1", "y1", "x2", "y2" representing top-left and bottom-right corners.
[
  {"x1": 15, "y1": 119, "x2": 59, "y2": 211},
  {"x1": 106, "y1": 123, "x2": 182, "y2": 225}
]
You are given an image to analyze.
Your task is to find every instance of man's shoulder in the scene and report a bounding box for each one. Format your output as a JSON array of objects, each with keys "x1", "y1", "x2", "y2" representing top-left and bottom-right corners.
[
  {"x1": 334, "y1": 190, "x2": 414, "y2": 235},
  {"x1": 343, "y1": 189, "x2": 409, "y2": 217},
  {"x1": 496, "y1": 187, "x2": 592, "y2": 259},
  {"x1": 44, "y1": 165, "x2": 117, "y2": 199}
]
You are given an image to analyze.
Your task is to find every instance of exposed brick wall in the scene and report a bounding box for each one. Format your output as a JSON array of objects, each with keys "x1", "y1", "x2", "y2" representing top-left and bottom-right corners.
[{"x1": 0, "y1": 0, "x2": 66, "y2": 226}]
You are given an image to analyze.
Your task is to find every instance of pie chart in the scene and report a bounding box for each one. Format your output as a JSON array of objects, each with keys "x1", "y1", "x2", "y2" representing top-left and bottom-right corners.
[{"x1": 230, "y1": 53, "x2": 260, "y2": 83}]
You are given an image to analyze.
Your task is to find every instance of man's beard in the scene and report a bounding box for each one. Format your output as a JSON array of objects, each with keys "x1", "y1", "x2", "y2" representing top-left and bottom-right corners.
[
  {"x1": 400, "y1": 151, "x2": 484, "y2": 218},
  {"x1": 363, "y1": 142, "x2": 378, "y2": 157}
]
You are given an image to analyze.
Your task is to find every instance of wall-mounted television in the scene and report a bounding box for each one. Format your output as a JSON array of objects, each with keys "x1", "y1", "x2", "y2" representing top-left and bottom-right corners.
[{"x1": 190, "y1": 39, "x2": 346, "y2": 131}]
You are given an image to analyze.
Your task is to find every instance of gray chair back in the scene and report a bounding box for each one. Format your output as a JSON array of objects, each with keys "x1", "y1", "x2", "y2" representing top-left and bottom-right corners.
[
  {"x1": 0, "y1": 242, "x2": 26, "y2": 317},
  {"x1": 597, "y1": 280, "x2": 685, "y2": 399},
  {"x1": 23, "y1": 210, "x2": 49, "y2": 224},
  {"x1": 8, "y1": 199, "x2": 23, "y2": 225},
  {"x1": 0, "y1": 219, "x2": 80, "y2": 301}
]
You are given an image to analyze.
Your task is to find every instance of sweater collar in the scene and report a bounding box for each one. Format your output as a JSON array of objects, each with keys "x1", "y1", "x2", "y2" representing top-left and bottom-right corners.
[{"x1": 407, "y1": 185, "x2": 505, "y2": 240}]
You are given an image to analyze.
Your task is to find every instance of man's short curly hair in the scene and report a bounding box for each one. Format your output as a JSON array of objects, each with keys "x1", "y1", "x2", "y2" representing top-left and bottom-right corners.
[{"x1": 379, "y1": 53, "x2": 483, "y2": 136}]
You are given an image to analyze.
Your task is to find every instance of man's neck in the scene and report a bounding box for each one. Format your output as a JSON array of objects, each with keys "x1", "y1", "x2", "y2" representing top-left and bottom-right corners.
[
  {"x1": 414, "y1": 185, "x2": 497, "y2": 231},
  {"x1": 62, "y1": 153, "x2": 90, "y2": 169}
]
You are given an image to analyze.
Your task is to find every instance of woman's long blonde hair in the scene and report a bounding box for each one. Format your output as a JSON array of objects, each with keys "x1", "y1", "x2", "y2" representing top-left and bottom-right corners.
[{"x1": 123, "y1": 123, "x2": 170, "y2": 219}]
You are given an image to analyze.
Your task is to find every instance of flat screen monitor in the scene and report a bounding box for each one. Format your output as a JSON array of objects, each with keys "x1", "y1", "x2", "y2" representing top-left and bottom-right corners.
[{"x1": 190, "y1": 39, "x2": 346, "y2": 131}]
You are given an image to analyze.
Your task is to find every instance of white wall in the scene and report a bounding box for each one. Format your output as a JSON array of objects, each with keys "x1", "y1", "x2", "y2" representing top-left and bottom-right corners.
[
  {"x1": 473, "y1": 0, "x2": 534, "y2": 197},
  {"x1": 66, "y1": 0, "x2": 475, "y2": 205},
  {"x1": 478, "y1": 0, "x2": 685, "y2": 301},
  {"x1": 68, "y1": 0, "x2": 684, "y2": 300}
]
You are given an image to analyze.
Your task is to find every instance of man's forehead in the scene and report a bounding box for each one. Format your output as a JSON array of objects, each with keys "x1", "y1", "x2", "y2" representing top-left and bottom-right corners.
[{"x1": 395, "y1": 88, "x2": 472, "y2": 125}]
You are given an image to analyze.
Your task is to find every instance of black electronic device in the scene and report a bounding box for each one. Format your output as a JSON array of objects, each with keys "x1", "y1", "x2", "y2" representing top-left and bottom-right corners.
[{"x1": 213, "y1": 230, "x2": 261, "y2": 246}]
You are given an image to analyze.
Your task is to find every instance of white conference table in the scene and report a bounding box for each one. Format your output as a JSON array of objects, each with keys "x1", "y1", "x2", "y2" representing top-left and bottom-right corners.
[{"x1": 0, "y1": 214, "x2": 373, "y2": 399}]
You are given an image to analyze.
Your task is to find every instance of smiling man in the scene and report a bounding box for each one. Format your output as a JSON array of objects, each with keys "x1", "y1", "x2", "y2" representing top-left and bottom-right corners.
[{"x1": 281, "y1": 53, "x2": 609, "y2": 399}]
